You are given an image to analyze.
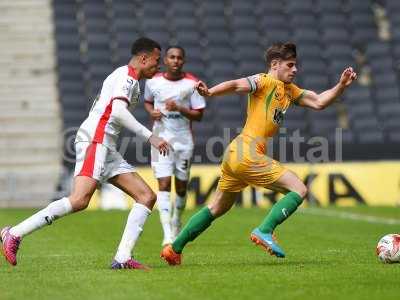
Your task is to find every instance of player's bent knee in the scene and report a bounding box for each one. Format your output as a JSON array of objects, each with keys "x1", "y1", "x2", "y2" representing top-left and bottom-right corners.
[
  {"x1": 208, "y1": 202, "x2": 230, "y2": 218},
  {"x1": 69, "y1": 195, "x2": 91, "y2": 212},
  {"x1": 137, "y1": 190, "x2": 157, "y2": 209},
  {"x1": 158, "y1": 180, "x2": 171, "y2": 191},
  {"x1": 176, "y1": 188, "x2": 186, "y2": 197}
]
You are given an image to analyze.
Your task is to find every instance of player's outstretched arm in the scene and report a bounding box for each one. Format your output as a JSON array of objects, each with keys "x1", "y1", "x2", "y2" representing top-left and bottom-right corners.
[
  {"x1": 112, "y1": 100, "x2": 170, "y2": 155},
  {"x1": 197, "y1": 78, "x2": 252, "y2": 97},
  {"x1": 297, "y1": 67, "x2": 357, "y2": 110}
]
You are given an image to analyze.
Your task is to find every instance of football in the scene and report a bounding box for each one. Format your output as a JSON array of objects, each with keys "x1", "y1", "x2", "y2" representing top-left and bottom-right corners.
[{"x1": 376, "y1": 234, "x2": 400, "y2": 263}]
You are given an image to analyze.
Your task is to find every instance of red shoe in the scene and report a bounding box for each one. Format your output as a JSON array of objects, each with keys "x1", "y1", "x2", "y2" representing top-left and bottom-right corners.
[
  {"x1": 111, "y1": 258, "x2": 151, "y2": 271},
  {"x1": 160, "y1": 244, "x2": 182, "y2": 266},
  {"x1": 1, "y1": 226, "x2": 21, "y2": 266}
]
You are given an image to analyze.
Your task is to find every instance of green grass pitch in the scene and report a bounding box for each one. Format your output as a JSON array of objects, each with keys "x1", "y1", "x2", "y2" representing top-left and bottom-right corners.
[{"x1": 1, "y1": 206, "x2": 400, "y2": 300}]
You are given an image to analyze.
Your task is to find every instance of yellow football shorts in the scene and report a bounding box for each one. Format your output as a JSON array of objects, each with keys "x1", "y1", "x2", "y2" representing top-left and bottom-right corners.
[{"x1": 217, "y1": 135, "x2": 286, "y2": 192}]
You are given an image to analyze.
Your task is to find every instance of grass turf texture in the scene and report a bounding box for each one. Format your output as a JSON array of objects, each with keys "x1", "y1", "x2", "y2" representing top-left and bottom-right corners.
[{"x1": 1, "y1": 206, "x2": 400, "y2": 300}]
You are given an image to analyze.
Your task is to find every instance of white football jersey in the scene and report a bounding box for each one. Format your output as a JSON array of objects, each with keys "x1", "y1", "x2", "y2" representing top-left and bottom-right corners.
[
  {"x1": 144, "y1": 72, "x2": 206, "y2": 150},
  {"x1": 75, "y1": 65, "x2": 141, "y2": 149}
]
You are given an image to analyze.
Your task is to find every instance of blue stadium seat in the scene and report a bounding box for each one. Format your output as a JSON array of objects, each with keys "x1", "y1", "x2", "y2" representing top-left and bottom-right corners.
[
  {"x1": 358, "y1": 131, "x2": 385, "y2": 144},
  {"x1": 142, "y1": 1, "x2": 165, "y2": 18},
  {"x1": 325, "y1": 44, "x2": 354, "y2": 59},
  {"x1": 344, "y1": 85, "x2": 372, "y2": 103},
  {"x1": 231, "y1": 16, "x2": 257, "y2": 30},
  {"x1": 205, "y1": 30, "x2": 231, "y2": 45},
  {"x1": 293, "y1": 29, "x2": 319, "y2": 43},
  {"x1": 376, "y1": 87, "x2": 400, "y2": 102},
  {"x1": 286, "y1": 0, "x2": 315, "y2": 13},
  {"x1": 173, "y1": 16, "x2": 197, "y2": 30},
  {"x1": 170, "y1": 1, "x2": 196, "y2": 16},
  {"x1": 316, "y1": 1, "x2": 343, "y2": 13},
  {"x1": 322, "y1": 28, "x2": 351, "y2": 43},
  {"x1": 291, "y1": 13, "x2": 318, "y2": 28},
  {"x1": 352, "y1": 27, "x2": 379, "y2": 45}
]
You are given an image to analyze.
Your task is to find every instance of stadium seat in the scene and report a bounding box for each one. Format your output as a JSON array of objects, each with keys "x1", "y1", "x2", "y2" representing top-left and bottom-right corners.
[
  {"x1": 316, "y1": 0, "x2": 343, "y2": 13},
  {"x1": 173, "y1": 16, "x2": 197, "y2": 30},
  {"x1": 231, "y1": 16, "x2": 257, "y2": 31},
  {"x1": 320, "y1": 13, "x2": 347, "y2": 27},
  {"x1": 286, "y1": 0, "x2": 315, "y2": 13},
  {"x1": 293, "y1": 29, "x2": 320, "y2": 43},
  {"x1": 352, "y1": 27, "x2": 379, "y2": 45},
  {"x1": 205, "y1": 30, "x2": 231, "y2": 45},
  {"x1": 376, "y1": 86, "x2": 400, "y2": 101},
  {"x1": 322, "y1": 28, "x2": 351, "y2": 43},
  {"x1": 291, "y1": 13, "x2": 318, "y2": 28},
  {"x1": 345, "y1": 85, "x2": 372, "y2": 103},
  {"x1": 175, "y1": 30, "x2": 201, "y2": 46},
  {"x1": 358, "y1": 131, "x2": 385, "y2": 143},
  {"x1": 170, "y1": 1, "x2": 196, "y2": 16},
  {"x1": 142, "y1": 1, "x2": 165, "y2": 18}
]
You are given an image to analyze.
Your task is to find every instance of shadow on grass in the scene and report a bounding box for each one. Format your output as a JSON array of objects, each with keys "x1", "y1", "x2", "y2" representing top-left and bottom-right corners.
[{"x1": 151, "y1": 258, "x2": 334, "y2": 269}]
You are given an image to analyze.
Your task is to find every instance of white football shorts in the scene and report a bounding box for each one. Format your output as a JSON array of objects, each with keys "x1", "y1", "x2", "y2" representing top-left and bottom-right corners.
[
  {"x1": 74, "y1": 142, "x2": 135, "y2": 183},
  {"x1": 151, "y1": 147, "x2": 193, "y2": 181}
]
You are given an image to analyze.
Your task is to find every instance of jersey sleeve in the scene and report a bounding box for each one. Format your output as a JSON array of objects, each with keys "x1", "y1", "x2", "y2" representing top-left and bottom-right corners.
[
  {"x1": 190, "y1": 90, "x2": 206, "y2": 110},
  {"x1": 288, "y1": 83, "x2": 306, "y2": 105},
  {"x1": 112, "y1": 73, "x2": 138, "y2": 104},
  {"x1": 246, "y1": 74, "x2": 269, "y2": 95},
  {"x1": 144, "y1": 80, "x2": 154, "y2": 103}
]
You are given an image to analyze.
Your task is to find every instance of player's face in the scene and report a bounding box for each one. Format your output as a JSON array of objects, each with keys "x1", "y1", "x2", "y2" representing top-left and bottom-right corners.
[
  {"x1": 277, "y1": 59, "x2": 298, "y2": 83},
  {"x1": 142, "y1": 48, "x2": 161, "y2": 79},
  {"x1": 164, "y1": 48, "x2": 185, "y2": 74}
]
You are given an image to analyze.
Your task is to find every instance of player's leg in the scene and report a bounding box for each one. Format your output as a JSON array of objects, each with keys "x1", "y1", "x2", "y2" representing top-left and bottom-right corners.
[
  {"x1": 161, "y1": 144, "x2": 247, "y2": 265},
  {"x1": 1, "y1": 176, "x2": 97, "y2": 266},
  {"x1": 1, "y1": 142, "x2": 101, "y2": 266},
  {"x1": 250, "y1": 169, "x2": 307, "y2": 258},
  {"x1": 174, "y1": 189, "x2": 238, "y2": 252},
  {"x1": 108, "y1": 172, "x2": 156, "y2": 270},
  {"x1": 157, "y1": 176, "x2": 173, "y2": 246},
  {"x1": 171, "y1": 149, "x2": 192, "y2": 239},
  {"x1": 161, "y1": 189, "x2": 238, "y2": 265},
  {"x1": 152, "y1": 148, "x2": 174, "y2": 246},
  {"x1": 257, "y1": 169, "x2": 306, "y2": 234},
  {"x1": 171, "y1": 177, "x2": 188, "y2": 239}
]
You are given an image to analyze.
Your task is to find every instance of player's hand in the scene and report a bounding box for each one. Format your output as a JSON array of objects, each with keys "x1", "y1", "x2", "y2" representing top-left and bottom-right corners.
[
  {"x1": 150, "y1": 109, "x2": 163, "y2": 121},
  {"x1": 196, "y1": 81, "x2": 211, "y2": 97},
  {"x1": 339, "y1": 67, "x2": 357, "y2": 88},
  {"x1": 165, "y1": 99, "x2": 180, "y2": 112},
  {"x1": 149, "y1": 135, "x2": 171, "y2": 156}
]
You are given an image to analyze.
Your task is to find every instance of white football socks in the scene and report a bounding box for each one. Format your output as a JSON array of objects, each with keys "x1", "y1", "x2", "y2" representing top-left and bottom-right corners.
[
  {"x1": 10, "y1": 197, "x2": 73, "y2": 238},
  {"x1": 171, "y1": 194, "x2": 186, "y2": 239},
  {"x1": 156, "y1": 191, "x2": 173, "y2": 245},
  {"x1": 114, "y1": 202, "x2": 151, "y2": 263},
  {"x1": 172, "y1": 194, "x2": 186, "y2": 225}
]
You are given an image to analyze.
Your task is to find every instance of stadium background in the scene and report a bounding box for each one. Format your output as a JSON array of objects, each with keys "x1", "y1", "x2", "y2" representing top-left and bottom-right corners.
[{"x1": 1, "y1": 0, "x2": 400, "y2": 208}]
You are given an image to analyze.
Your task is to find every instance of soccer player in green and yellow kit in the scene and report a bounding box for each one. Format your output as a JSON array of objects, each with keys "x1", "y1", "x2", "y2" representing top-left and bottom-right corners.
[{"x1": 161, "y1": 42, "x2": 357, "y2": 265}]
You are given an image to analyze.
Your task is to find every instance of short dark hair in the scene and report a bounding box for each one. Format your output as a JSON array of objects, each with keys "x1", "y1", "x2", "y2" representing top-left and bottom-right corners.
[
  {"x1": 265, "y1": 42, "x2": 297, "y2": 68},
  {"x1": 131, "y1": 37, "x2": 161, "y2": 56},
  {"x1": 165, "y1": 45, "x2": 185, "y2": 58}
]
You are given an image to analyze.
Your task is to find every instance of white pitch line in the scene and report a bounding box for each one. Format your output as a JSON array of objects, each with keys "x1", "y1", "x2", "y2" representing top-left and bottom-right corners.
[{"x1": 300, "y1": 207, "x2": 400, "y2": 225}]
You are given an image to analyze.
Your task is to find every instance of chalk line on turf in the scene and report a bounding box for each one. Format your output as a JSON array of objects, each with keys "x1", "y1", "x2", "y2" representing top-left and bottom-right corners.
[{"x1": 299, "y1": 208, "x2": 400, "y2": 225}]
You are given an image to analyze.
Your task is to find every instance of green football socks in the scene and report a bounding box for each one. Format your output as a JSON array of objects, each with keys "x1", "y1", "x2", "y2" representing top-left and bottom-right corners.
[
  {"x1": 258, "y1": 192, "x2": 303, "y2": 234},
  {"x1": 172, "y1": 206, "x2": 215, "y2": 253}
]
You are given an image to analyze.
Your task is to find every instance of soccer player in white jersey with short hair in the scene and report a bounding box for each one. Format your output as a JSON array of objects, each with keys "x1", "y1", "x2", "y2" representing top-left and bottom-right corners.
[
  {"x1": 144, "y1": 46, "x2": 206, "y2": 247},
  {"x1": 1, "y1": 37, "x2": 170, "y2": 270}
]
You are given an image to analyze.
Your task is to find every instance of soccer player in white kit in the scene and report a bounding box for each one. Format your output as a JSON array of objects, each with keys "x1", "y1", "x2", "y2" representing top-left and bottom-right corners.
[
  {"x1": 144, "y1": 46, "x2": 206, "y2": 247},
  {"x1": 1, "y1": 37, "x2": 170, "y2": 270}
]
